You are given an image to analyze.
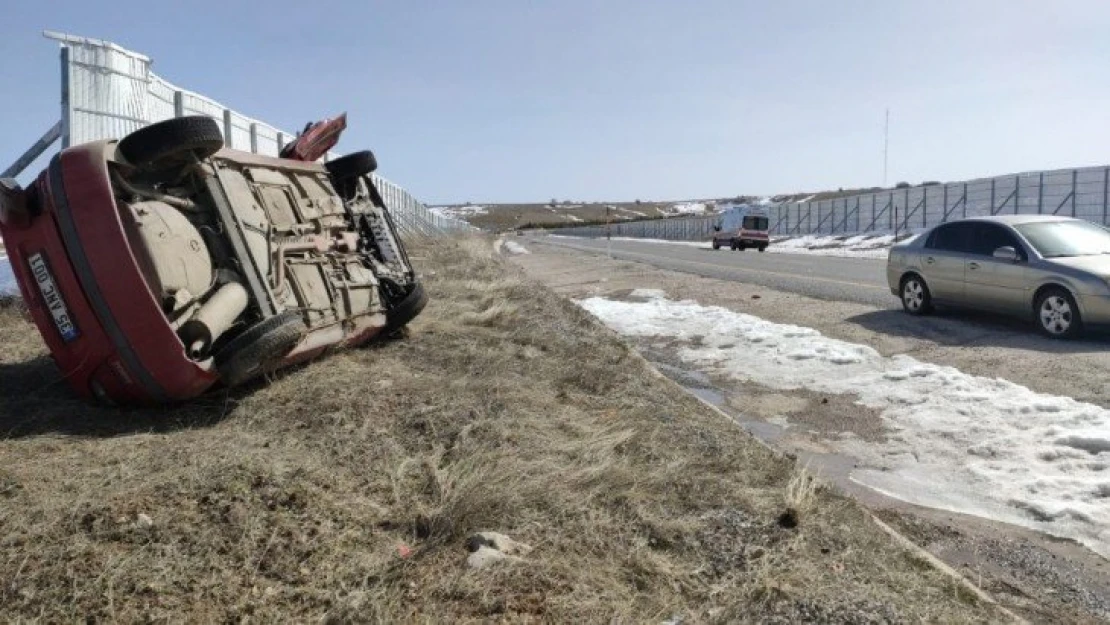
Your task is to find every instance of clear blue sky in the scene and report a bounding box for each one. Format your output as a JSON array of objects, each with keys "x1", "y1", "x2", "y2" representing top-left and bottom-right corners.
[{"x1": 2, "y1": 1, "x2": 1109, "y2": 204}]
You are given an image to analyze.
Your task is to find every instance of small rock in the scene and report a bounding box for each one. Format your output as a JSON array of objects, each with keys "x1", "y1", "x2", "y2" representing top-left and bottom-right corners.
[
  {"x1": 751, "y1": 294, "x2": 761, "y2": 299},
  {"x1": 470, "y1": 531, "x2": 532, "y2": 556},
  {"x1": 376, "y1": 379, "x2": 394, "y2": 389},
  {"x1": 467, "y1": 545, "x2": 519, "y2": 569},
  {"x1": 136, "y1": 513, "x2": 153, "y2": 528}
]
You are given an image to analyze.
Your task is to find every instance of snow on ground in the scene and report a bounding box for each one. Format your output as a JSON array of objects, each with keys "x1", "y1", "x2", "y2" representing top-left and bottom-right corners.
[
  {"x1": 428, "y1": 205, "x2": 488, "y2": 220},
  {"x1": 577, "y1": 290, "x2": 1110, "y2": 558},
  {"x1": 766, "y1": 233, "x2": 918, "y2": 259},
  {"x1": 565, "y1": 214, "x2": 584, "y2": 222},
  {"x1": 0, "y1": 257, "x2": 14, "y2": 294},
  {"x1": 502, "y1": 241, "x2": 530, "y2": 255},
  {"x1": 667, "y1": 202, "x2": 708, "y2": 215}
]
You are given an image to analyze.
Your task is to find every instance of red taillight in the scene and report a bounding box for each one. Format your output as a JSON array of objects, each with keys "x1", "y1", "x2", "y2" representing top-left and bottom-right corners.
[{"x1": 0, "y1": 178, "x2": 30, "y2": 228}]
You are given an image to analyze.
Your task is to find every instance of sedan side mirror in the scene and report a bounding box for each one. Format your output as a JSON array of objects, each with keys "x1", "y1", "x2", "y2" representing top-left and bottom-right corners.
[
  {"x1": 712, "y1": 225, "x2": 721, "y2": 232},
  {"x1": 992, "y1": 246, "x2": 1020, "y2": 262}
]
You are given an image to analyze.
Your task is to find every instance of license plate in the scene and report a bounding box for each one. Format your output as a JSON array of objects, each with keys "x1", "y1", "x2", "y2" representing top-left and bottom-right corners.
[{"x1": 27, "y1": 252, "x2": 79, "y2": 343}]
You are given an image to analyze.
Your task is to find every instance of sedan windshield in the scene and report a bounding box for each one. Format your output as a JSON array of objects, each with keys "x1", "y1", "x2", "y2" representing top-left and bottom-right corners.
[{"x1": 1014, "y1": 220, "x2": 1110, "y2": 258}]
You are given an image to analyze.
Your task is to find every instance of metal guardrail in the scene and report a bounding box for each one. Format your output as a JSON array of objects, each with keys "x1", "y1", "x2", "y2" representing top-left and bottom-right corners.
[{"x1": 5, "y1": 31, "x2": 472, "y2": 237}]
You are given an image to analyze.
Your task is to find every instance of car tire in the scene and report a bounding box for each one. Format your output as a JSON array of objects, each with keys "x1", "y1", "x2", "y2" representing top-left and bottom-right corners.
[
  {"x1": 118, "y1": 116, "x2": 224, "y2": 171},
  {"x1": 1034, "y1": 287, "x2": 1082, "y2": 339},
  {"x1": 900, "y1": 274, "x2": 933, "y2": 315},
  {"x1": 214, "y1": 311, "x2": 306, "y2": 387},
  {"x1": 758, "y1": 245, "x2": 767, "y2": 252},
  {"x1": 730, "y1": 240, "x2": 739, "y2": 251},
  {"x1": 712, "y1": 240, "x2": 721, "y2": 250},
  {"x1": 383, "y1": 282, "x2": 428, "y2": 334},
  {"x1": 738, "y1": 244, "x2": 746, "y2": 251},
  {"x1": 326, "y1": 150, "x2": 377, "y2": 180}
]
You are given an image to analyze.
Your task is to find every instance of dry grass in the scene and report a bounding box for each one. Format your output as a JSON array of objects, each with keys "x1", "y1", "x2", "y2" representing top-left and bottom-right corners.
[{"x1": 0, "y1": 235, "x2": 1006, "y2": 622}]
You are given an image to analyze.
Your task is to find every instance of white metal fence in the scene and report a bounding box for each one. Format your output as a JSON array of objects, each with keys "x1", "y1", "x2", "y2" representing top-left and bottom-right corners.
[
  {"x1": 47, "y1": 31, "x2": 471, "y2": 237},
  {"x1": 559, "y1": 169, "x2": 1110, "y2": 242}
]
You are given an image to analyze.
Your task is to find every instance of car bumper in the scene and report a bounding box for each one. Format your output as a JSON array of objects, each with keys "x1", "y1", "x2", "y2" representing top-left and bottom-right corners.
[
  {"x1": 0, "y1": 143, "x2": 216, "y2": 404},
  {"x1": 1077, "y1": 293, "x2": 1110, "y2": 326}
]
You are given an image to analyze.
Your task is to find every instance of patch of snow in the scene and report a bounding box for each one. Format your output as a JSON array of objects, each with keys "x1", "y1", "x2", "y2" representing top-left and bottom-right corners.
[
  {"x1": 668, "y1": 202, "x2": 708, "y2": 215},
  {"x1": 428, "y1": 205, "x2": 488, "y2": 220},
  {"x1": 0, "y1": 257, "x2": 15, "y2": 294},
  {"x1": 576, "y1": 291, "x2": 1110, "y2": 558},
  {"x1": 565, "y1": 214, "x2": 584, "y2": 222},
  {"x1": 502, "y1": 241, "x2": 530, "y2": 255}
]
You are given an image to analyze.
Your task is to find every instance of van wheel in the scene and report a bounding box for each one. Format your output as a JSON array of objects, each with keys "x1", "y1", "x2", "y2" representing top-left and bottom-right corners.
[
  {"x1": 214, "y1": 312, "x2": 306, "y2": 387},
  {"x1": 118, "y1": 116, "x2": 224, "y2": 171}
]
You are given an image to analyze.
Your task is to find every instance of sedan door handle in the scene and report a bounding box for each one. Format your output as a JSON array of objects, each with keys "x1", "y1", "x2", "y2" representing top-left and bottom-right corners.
[
  {"x1": 925, "y1": 257, "x2": 935, "y2": 265},
  {"x1": 968, "y1": 262, "x2": 980, "y2": 270}
]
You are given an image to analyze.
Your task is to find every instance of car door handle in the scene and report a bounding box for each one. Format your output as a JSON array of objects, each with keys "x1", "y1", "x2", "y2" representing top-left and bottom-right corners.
[
  {"x1": 925, "y1": 257, "x2": 935, "y2": 265},
  {"x1": 968, "y1": 262, "x2": 980, "y2": 270}
]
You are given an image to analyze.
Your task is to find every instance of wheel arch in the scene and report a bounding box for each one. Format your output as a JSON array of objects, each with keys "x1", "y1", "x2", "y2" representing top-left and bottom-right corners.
[{"x1": 1031, "y1": 281, "x2": 1084, "y2": 318}]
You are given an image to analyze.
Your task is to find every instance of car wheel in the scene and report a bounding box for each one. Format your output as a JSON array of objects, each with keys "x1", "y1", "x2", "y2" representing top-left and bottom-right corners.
[
  {"x1": 758, "y1": 245, "x2": 767, "y2": 252},
  {"x1": 1035, "y1": 287, "x2": 1082, "y2": 339},
  {"x1": 326, "y1": 150, "x2": 377, "y2": 180},
  {"x1": 730, "y1": 240, "x2": 739, "y2": 251},
  {"x1": 383, "y1": 282, "x2": 428, "y2": 334},
  {"x1": 738, "y1": 244, "x2": 746, "y2": 251},
  {"x1": 712, "y1": 240, "x2": 721, "y2": 250},
  {"x1": 214, "y1": 311, "x2": 306, "y2": 387},
  {"x1": 118, "y1": 116, "x2": 224, "y2": 171},
  {"x1": 900, "y1": 274, "x2": 933, "y2": 315}
]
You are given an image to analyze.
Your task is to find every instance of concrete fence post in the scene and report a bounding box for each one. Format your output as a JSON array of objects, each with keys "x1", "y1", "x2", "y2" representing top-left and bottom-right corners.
[
  {"x1": 222, "y1": 110, "x2": 233, "y2": 148},
  {"x1": 173, "y1": 90, "x2": 185, "y2": 118}
]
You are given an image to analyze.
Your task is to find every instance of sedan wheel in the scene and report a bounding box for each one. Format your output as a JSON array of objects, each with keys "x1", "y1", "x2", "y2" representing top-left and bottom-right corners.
[
  {"x1": 901, "y1": 275, "x2": 932, "y2": 315},
  {"x1": 1036, "y1": 289, "x2": 1081, "y2": 338}
]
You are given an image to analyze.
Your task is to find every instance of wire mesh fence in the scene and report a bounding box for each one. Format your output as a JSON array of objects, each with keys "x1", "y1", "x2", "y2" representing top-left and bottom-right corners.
[{"x1": 47, "y1": 31, "x2": 472, "y2": 238}]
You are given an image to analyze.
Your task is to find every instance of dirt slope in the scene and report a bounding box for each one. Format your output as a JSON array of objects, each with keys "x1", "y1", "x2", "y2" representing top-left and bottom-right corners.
[{"x1": 0, "y1": 237, "x2": 1004, "y2": 622}]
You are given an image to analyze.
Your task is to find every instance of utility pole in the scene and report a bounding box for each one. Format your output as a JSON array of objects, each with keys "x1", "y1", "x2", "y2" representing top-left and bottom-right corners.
[
  {"x1": 606, "y1": 205, "x2": 612, "y2": 259},
  {"x1": 883, "y1": 108, "x2": 890, "y2": 188}
]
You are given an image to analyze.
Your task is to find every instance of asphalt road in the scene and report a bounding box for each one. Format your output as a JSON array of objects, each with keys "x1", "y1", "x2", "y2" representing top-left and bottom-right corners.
[{"x1": 530, "y1": 236, "x2": 894, "y2": 307}]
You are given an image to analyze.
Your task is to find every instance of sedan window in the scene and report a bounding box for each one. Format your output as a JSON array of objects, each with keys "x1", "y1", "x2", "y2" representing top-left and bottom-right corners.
[
  {"x1": 1015, "y1": 220, "x2": 1110, "y2": 258},
  {"x1": 925, "y1": 223, "x2": 973, "y2": 252},
  {"x1": 967, "y1": 223, "x2": 1026, "y2": 259}
]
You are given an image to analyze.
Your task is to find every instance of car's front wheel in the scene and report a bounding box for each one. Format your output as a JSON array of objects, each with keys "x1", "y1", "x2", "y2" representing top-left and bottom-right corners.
[
  {"x1": 900, "y1": 274, "x2": 933, "y2": 315},
  {"x1": 712, "y1": 240, "x2": 721, "y2": 250},
  {"x1": 1035, "y1": 287, "x2": 1082, "y2": 339}
]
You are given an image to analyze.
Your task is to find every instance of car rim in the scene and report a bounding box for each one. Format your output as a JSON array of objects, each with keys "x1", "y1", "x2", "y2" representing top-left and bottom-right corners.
[
  {"x1": 1040, "y1": 296, "x2": 1072, "y2": 334},
  {"x1": 903, "y1": 281, "x2": 923, "y2": 311}
]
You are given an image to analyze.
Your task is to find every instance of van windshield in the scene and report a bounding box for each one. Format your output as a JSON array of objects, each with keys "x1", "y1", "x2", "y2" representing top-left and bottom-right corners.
[{"x1": 742, "y1": 216, "x2": 768, "y2": 230}]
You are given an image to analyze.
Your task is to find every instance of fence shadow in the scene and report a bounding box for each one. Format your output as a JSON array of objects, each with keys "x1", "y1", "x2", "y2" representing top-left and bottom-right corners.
[
  {"x1": 846, "y1": 308, "x2": 1110, "y2": 354},
  {"x1": 0, "y1": 355, "x2": 237, "y2": 439}
]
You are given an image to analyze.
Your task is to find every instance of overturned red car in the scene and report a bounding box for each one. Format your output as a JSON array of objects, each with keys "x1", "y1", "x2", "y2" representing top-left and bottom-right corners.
[{"x1": 0, "y1": 116, "x2": 426, "y2": 405}]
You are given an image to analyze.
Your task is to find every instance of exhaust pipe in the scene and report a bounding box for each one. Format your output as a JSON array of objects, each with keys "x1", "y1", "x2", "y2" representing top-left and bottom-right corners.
[{"x1": 177, "y1": 282, "x2": 249, "y2": 358}]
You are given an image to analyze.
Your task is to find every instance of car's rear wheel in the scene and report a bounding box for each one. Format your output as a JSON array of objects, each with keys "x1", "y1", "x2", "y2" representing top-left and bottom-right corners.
[
  {"x1": 712, "y1": 240, "x2": 721, "y2": 250},
  {"x1": 758, "y1": 245, "x2": 767, "y2": 252},
  {"x1": 214, "y1": 311, "x2": 306, "y2": 387},
  {"x1": 1035, "y1": 287, "x2": 1082, "y2": 339},
  {"x1": 118, "y1": 116, "x2": 224, "y2": 171},
  {"x1": 382, "y1": 282, "x2": 427, "y2": 334},
  {"x1": 900, "y1": 274, "x2": 933, "y2": 315}
]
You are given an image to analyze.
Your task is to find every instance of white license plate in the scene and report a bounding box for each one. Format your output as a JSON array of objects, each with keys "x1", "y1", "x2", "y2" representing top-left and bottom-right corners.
[{"x1": 27, "y1": 252, "x2": 80, "y2": 342}]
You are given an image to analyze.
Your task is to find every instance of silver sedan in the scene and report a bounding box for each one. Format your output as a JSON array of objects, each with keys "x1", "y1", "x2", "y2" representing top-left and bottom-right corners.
[{"x1": 887, "y1": 216, "x2": 1110, "y2": 338}]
